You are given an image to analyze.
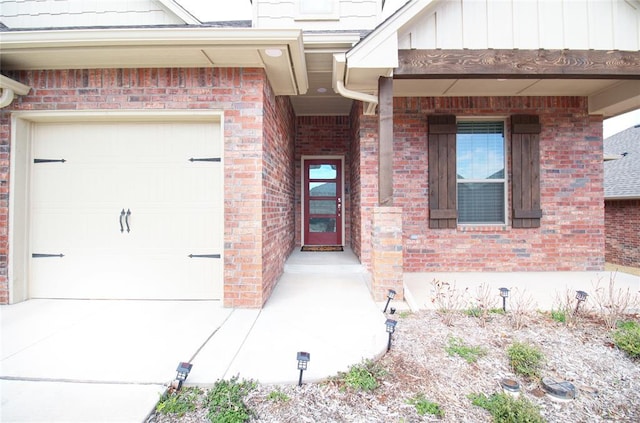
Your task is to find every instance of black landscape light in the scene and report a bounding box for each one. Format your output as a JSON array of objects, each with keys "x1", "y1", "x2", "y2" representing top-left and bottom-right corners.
[
  {"x1": 297, "y1": 351, "x2": 310, "y2": 387},
  {"x1": 499, "y1": 287, "x2": 510, "y2": 312},
  {"x1": 383, "y1": 289, "x2": 396, "y2": 313},
  {"x1": 175, "y1": 362, "x2": 193, "y2": 389},
  {"x1": 574, "y1": 290, "x2": 588, "y2": 314},
  {"x1": 385, "y1": 318, "x2": 397, "y2": 352}
]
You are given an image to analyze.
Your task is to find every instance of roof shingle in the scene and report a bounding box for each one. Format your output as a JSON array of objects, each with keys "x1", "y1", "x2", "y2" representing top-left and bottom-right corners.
[{"x1": 604, "y1": 125, "x2": 640, "y2": 199}]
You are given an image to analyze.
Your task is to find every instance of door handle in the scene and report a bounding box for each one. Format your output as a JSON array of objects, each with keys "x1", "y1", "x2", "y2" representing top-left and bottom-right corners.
[
  {"x1": 125, "y1": 209, "x2": 131, "y2": 233},
  {"x1": 120, "y1": 209, "x2": 125, "y2": 233}
]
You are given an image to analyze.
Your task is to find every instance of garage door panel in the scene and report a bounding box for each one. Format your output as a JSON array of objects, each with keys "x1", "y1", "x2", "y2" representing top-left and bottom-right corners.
[{"x1": 30, "y1": 120, "x2": 223, "y2": 300}]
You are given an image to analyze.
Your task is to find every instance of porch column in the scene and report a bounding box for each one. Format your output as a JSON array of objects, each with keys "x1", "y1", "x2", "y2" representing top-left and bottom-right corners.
[
  {"x1": 378, "y1": 76, "x2": 393, "y2": 206},
  {"x1": 371, "y1": 206, "x2": 403, "y2": 301}
]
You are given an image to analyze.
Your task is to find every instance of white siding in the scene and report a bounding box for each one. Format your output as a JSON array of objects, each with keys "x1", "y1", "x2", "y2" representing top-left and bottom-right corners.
[
  {"x1": 254, "y1": 0, "x2": 379, "y2": 30},
  {"x1": 398, "y1": 0, "x2": 640, "y2": 51},
  {"x1": 0, "y1": 0, "x2": 185, "y2": 28}
]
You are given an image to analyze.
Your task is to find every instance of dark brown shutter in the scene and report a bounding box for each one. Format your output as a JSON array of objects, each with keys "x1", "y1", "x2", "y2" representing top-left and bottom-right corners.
[
  {"x1": 428, "y1": 115, "x2": 457, "y2": 228},
  {"x1": 511, "y1": 115, "x2": 542, "y2": 228}
]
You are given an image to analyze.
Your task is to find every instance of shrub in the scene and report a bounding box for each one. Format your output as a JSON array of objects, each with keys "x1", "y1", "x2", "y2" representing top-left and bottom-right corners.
[
  {"x1": 340, "y1": 359, "x2": 386, "y2": 392},
  {"x1": 507, "y1": 342, "x2": 544, "y2": 379},
  {"x1": 156, "y1": 387, "x2": 201, "y2": 417},
  {"x1": 469, "y1": 392, "x2": 544, "y2": 423},
  {"x1": 613, "y1": 320, "x2": 640, "y2": 359},
  {"x1": 205, "y1": 376, "x2": 256, "y2": 423},
  {"x1": 266, "y1": 389, "x2": 290, "y2": 403},
  {"x1": 592, "y1": 274, "x2": 639, "y2": 329},
  {"x1": 550, "y1": 309, "x2": 566, "y2": 323},
  {"x1": 445, "y1": 337, "x2": 487, "y2": 363},
  {"x1": 407, "y1": 393, "x2": 444, "y2": 417}
]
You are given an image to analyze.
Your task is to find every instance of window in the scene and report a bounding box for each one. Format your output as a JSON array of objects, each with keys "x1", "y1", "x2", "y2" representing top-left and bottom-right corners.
[
  {"x1": 428, "y1": 114, "x2": 542, "y2": 229},
  {"x1": 456, "y1": 121, "x2": 506, "y2": 224},
  {"x1": 296, "y1": 0, "x2": 339, "y2": 20}
]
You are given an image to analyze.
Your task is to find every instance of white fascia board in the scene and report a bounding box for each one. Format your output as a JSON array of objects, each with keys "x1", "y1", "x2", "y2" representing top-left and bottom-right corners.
[
  {"x1": 0, "y1": 27, "x2": 305, "y2": 49},
  {"x1": 302, "y1": 32, "x2": 363, "y2": 48},
  {"x1": 156, "y1": 0, "x2": 201, "y2": 25},
  {"x1": 346, "y1": 0, "x2": 436, "y2": 68}
]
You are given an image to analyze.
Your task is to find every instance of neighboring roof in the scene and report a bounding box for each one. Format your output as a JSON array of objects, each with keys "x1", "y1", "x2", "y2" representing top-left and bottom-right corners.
[{"x1": 604, "y1": 125, "x2": 640, "y2": 199}]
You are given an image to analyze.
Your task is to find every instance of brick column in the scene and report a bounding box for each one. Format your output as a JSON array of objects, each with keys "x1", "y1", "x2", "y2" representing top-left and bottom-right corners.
[{"x1": 371, "y1": 206, "x2": 403, "y2": 301}]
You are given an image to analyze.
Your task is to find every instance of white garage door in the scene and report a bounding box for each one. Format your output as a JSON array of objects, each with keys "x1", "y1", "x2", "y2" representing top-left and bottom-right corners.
[{"x1": 29, "y1": 121, "x2": 223, "y2": 300}]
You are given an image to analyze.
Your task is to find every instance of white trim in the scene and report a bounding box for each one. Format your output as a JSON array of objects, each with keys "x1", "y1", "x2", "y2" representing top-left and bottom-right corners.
[
  {"x1": 155, "y1": 0, "x2": 201, "y2": 25},
  {"x1": 8, "y1": 110, "x2": 224, "y2": 304},
  {"x1": 301, "y1": 155, "x2": 345, "y2": 246}
]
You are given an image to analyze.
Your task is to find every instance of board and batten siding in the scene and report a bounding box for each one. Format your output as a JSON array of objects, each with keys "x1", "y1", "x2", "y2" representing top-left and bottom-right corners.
[
  {"x1": 398, "y1": 0, "x2": 640, "y2": 51},
  {"x1": 0, "y1": 0, "x2": 185, "y2": 28},
  {"x1": 254, "y1": 0, "x2": 380, "y2": 30}
]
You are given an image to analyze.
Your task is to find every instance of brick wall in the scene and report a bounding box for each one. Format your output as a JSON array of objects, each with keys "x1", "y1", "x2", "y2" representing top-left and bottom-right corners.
[
  {"x1": 605, "y1": 199, "x2": 640, "y2": 267},
  {"x1": 0, "y1": 68, "x2": 272, "y2": 306},
  {"x1": 261, "y1": 82, "x2": 296, "y2": 305},
  {"x1": 295, "y1": 116, "x2": 351, "y2": 246},
  {"x1": 360, "y1": 96, "x2": 604, "y2": 273}
]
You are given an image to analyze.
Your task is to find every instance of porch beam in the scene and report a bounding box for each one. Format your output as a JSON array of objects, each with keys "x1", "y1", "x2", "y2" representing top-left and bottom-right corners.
[
  {"x1": 378, "y1": 76, "x2": 393, "y2": 206},
  {"x1": 395, "y1": 49, "x2": 640, "y2": 79}
]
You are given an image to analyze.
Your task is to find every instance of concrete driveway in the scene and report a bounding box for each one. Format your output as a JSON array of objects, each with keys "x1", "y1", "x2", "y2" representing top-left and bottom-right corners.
[
  {"x1": 0, "y1": 256, "x2": 388, "y2": 422},
  {"x1": 1, "y1": 299, "x2": 236, "y2": 422}
]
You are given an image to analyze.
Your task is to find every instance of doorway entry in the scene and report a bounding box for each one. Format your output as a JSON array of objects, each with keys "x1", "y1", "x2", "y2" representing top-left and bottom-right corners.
[{"x1": 302, "y1": 157, "x2": 343, "y2": 246}]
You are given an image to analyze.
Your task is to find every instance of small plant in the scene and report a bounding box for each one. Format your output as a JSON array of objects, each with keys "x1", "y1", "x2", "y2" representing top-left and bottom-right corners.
[
  {"x1": 156, "y1": 387, "x2": 201, "y2": 417},
  {"x1": 430, "y1": 279, "x2": 468, "y2": 326},
  {"x1": 266, "y1": 389, "x2": 290, "y2": 403},
  {"x1": 507, "y1": 342, "x2": 544, "y2": 379},
  {"x1": 613, "y1": 320, "x2": 640, "y2": 359},
  {"x1": 445, "y1": 337, "x2": 487, "y2": 363},
  {"x1": 398, "y1": 310, "x2": 412, "y2": 319},
  {"x1": 490, "y1": 308, "x2": 506, "y2": 315},
  {"x1": 550, "y1": 309, "x2": 566, "y2": 323},
  {"x1": 592, "y1": 273, "x2": 639, "y2": 329},
  {"x1": 469, "y1": 392, "x2": 544, "y2": 423},
  {"x1": 508, "y1": 287, "x2": 534, "y2": 330},
  {"x1": 407, "y1": 393, "x2": 444, "y2": 417},
  {"x1": 340, "y1": 359, "x2": 386, "y2": 392},
  {"x1": 205, "y1": 376, "x2": 256, "y2": 423}
]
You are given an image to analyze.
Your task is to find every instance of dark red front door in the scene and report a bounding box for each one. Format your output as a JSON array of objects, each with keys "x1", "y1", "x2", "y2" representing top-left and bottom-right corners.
[{"x1": 304, "y1": 159, "x2": 342, "y2": 246}]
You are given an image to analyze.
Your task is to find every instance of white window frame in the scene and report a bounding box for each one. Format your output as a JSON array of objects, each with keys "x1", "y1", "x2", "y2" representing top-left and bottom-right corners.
[{"x1": 456, "y1": 118, "x2": 508, "y2": 226}]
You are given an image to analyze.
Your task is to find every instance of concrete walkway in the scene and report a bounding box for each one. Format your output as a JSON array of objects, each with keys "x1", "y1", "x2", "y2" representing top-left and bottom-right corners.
[{"x1": 0, "y1": 248, "x2": 387, "y2": 422}]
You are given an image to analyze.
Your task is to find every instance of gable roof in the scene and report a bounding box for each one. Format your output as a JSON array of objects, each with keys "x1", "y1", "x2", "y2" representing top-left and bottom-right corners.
[
  {"x1": 338, "y1": 0, "x2": 640, "y2": 118},
  {"x1": 604, "y1": 125, "x2": 640, "y2": 199}
]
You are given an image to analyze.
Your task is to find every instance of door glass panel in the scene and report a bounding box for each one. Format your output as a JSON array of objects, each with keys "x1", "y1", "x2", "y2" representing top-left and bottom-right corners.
[
  {"x1": 309, "y1": 164, "x2": 337, "y2": 179},
  {"x1": 309, "y1": 182, "x2": 336, "y2": 197},
  {"x1": 309, "y1": 217, "x2": 336, "y2": 233},
  {"x1": 310, "y1": 200, "x2": 336, "y2": 214}
]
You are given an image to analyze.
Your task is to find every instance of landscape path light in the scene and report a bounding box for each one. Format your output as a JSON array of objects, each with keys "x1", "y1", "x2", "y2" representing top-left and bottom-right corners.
[
  {"x1": 574, "y1": 290, "x2": 588, "y2": 314},
  {"x1": 499, "y1": 287, "x2": 510, "y2": 312},
  {"x1": 383, "y1": 289, "x2": 396, "y2": 313},
  {"x1": 174, "y1": 362, "x2": 192, "y2": 390},
  {"x1": 385, "y1": 318, "x2": 397, "y2": 352},
  {"x1": 297, "y1": 351, "x2": 310, "y2": 387}
]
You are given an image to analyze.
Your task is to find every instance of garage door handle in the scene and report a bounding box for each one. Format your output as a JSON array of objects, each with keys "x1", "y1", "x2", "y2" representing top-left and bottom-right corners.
[
  {"x1": 120, "y1": 209, "x2": 125, "y2": 233},
  {"x1": 125, "y1": 209, "x2": 131, "y2": 233}
]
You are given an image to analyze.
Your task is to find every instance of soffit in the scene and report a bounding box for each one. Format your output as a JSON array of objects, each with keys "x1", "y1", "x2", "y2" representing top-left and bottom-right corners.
[{"x1": 0, "y1": 27, "x2": 309, "y2": 96}]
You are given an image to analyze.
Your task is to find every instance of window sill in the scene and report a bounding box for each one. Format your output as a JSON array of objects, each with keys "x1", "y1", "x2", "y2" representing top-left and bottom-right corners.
[{"x1": 457, "y1": 224, "x2": 509, "y2": 232}]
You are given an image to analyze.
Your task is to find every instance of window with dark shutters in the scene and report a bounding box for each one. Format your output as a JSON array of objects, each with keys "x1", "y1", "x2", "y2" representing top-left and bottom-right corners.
[
  {"x1": 511, "y1": 115, "x2": 542, "y2": 228},
  {"x1": 428, "y1": 115, "x2": 457, "y2": 228}
]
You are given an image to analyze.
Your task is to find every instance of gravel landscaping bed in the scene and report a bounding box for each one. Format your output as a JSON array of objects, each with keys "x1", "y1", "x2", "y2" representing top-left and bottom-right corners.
[{"x1": 148, "y1": 307, "x2": 640, "y2": 422}]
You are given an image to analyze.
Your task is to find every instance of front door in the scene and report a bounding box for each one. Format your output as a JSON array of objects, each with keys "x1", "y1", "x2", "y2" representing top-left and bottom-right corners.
[{"x1": 304, "y1": 159, "x2": 343, "y2": 246}]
